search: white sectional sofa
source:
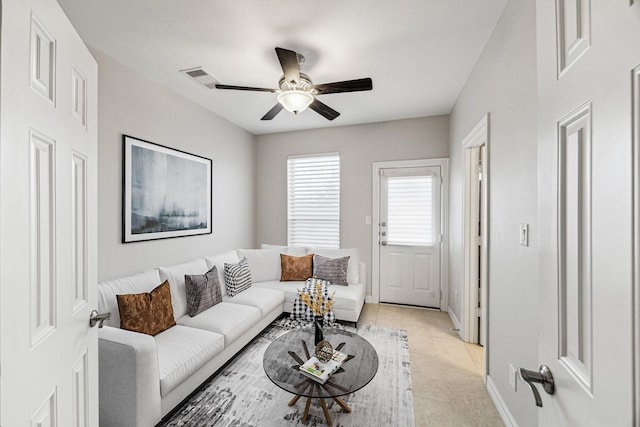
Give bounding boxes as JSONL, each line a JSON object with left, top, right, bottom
{"left": 97, "top": 247, "right": 366, "bottom": 427}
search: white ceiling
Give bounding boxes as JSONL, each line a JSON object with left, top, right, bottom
{"left": 58, "top": 0, "right": 508, "bottom": 135}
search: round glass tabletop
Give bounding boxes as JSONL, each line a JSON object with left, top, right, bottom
{"left": 263, "top": 328, "right": 379, "bottom": 399}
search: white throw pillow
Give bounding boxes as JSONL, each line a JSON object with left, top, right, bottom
{"left": 236, "top": 248, "right": 285, "bottom": 282}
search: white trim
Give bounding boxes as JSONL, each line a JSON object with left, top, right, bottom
{"left": 371, "top": 158, "right": 449, "bottom": 308}
{"left": 632, "top": 64, "right": 640, "bottom": 427}
{"left": 461, "top": 114, "right": 490, "bottom": 381}
{"left": 487, "top": 376, "right": 519, "bottom": 427}
{"left": 447, "top": 306, "right": 462, "bottom": 335}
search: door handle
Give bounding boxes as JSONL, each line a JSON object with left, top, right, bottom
{"left": 381, "top": 241, "right": 387, "bottom": 246}
{"left": 381, "top": 231, "right": 386, "bottom": 236}
{"left": 519, "top": 365, "right": 554, "bottom": 407}
{"left": 381, "top": 221, "right": 386, "bottom": 227}
{"left": 89, "top": 310, "right": 111, "bottom": 328}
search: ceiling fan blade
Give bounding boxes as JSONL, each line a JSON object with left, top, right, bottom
{"left": 309, "top": 99, "right": 340, "bottom": 121}
{"left": 261, "top": 103, "right": 284, "bottom": 120}
{"left": 312, "top": 78, "right": 373, "bottom": 95}
{"left": 215, "top": 84, "right": 277, "bottom": 93}
{"left": 275, "top": 47, "right": 301, "bottom": 85}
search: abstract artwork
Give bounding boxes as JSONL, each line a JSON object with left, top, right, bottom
{"left": 122, "top": 135, "right": 212, "bottom": 243}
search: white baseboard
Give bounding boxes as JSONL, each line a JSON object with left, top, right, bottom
{"left": 365, "top": 295, "right": 374, "bottom": 304}
{"left": 447, "top": 306, "right": 463, "bottom": 339}
{"left": 486, "top": 375, "right": 519, "bottom": 427}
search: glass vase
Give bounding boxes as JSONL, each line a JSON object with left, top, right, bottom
{"left": 314, "top": 315, "right": 324, "bottom": 346}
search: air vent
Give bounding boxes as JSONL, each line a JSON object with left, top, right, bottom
{"left": 180, "top": 67, "right": 218, "bottom": 89}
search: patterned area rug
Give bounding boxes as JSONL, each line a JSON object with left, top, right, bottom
{"left": 160, "top": 319, "right": 414, "bottom": 426}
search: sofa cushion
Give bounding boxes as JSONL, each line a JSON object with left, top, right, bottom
{"left": 307, "top": 247, "right": 361, "bottom": 284}
{"left": 158, "top": 258, "right": 209, "bottom": 319}
{"left": 117, "top": 280, "right": 176, "bottom": 336}
{"left": 185, "top": 266, "right": 222, "bottom": 317}
{"left": 98, "top": 269, "right": 162, "bottom": 328}
{"left": 236, "top": 248, "right": 282, "bottom": 282}
{"left": 176, "top": 302, "right": 261, "bottom": 347}
{"left": 280, "top": 253, "right": 313, "bottom": 281}
{"left": 204, "top": 250, "right": 240, "bottom": 297}
{"left": 224, "top": 258, "right": 252, "bottom": 297}
{"left": 312, "top": 254, "right": 350, "bottom": 286}
{"left": 154, "top": 325, "right": 224, "bottom": 397}
{"left": 260, "top": 243, "right": 307, "bottom": 256}
{"left": 222, "top": 287, "right": 284, "bottom": 317}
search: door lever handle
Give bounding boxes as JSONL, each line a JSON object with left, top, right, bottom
{"left": 89, "top": 310, "right": 111, "bottom": 328}
{"left": 519, "top": 365, "right": 554, "bottom": 407}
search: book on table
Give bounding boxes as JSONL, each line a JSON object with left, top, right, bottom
{"left": 299, "top": 349, "right": 349, "bottom": 384}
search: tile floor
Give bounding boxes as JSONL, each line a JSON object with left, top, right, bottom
{"left": 359, "top": 303, "right": 504, "bottom": 427}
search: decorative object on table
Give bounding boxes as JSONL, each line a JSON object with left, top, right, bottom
{"left": 122, "top": 134, "right": 212, "bottom": 243}
{"left": 315, "top": 340, "right": 334, "bottom": 362}
{"left": 298, "top": 347, "right": 349, "bottom": 384}
{"left": 298, "top": 278, "right": 335, "bottom": 344}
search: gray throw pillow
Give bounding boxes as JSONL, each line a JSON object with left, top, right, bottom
{"left": 185, "top": 266, "right": 222, "bottom": 317}
{"left": 313, "top": 254, "right": 350, "bottom": 286}
{"left": 224, "top": 257, "right": 252, "bottom": 297}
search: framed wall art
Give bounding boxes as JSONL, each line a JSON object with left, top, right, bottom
{"left": 122, "top": 134, "right": 212, "bottom": 243}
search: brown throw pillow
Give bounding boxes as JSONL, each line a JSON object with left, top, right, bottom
{"left": 117, "top": 280, "right": 176, "bottom": 336}
{"left": 280, "top": 253, "right": 314, "bottom": 281}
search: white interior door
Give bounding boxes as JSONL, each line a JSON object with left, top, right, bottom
{"left": 1, "top": 1, "right": 99, "bottom": 425}
{"left": 534, "top": 0, "right": 638, "bottom": 424}
{"left": 379, "top": 166, "right": 441, "bottom": 307}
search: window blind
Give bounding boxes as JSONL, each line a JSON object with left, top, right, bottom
{"left": 287, "top": 153, "right": 340, "bottom": 248}
{"left": 386, "top": 174, "right": 434, "bottom": 246}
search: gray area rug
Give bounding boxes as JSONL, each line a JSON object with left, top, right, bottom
{"left": 160, "top": 319, "right": 414, "bottom": 426}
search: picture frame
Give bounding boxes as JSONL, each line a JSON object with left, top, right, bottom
{"left": 122, "top": 134, "right": 212, "bottom": 243}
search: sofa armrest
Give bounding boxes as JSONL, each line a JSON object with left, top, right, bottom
{"left": 98, "top": 326, "right": 162, "bottom": 427}
{"left": 358, "top": 261, "right": 366, "bottom": 285}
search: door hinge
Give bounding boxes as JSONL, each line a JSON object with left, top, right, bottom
{"left": 475, "top": 307, "right": 481, "bottom": 318}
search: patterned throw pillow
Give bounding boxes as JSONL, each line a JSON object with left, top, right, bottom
{"left": 185, "top": 266, "right": 222, "bottom": 317}
{"left": 224, "top": 257, "right": 252, "bottom": 297}
{"left": 313, "top": 254, "right": 350, "bottom": 286}
{"left": 280, "top": 253, "right": 314, "bottom": 281}
{"left": 117, "top": 280, "right": 176, "bottom": 336}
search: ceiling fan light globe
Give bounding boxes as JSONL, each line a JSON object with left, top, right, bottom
{"left": 277, "top": 90, "right": 314, "bottom": 115}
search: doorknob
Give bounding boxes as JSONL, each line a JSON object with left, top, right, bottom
{"left": 381, "top": 241, "right": 387, "bottom": 246}
{"left": 519, "top": 365, "right": 555, "bottom": 407}
{"left": 89, "top": 310, "right": 111, "bottom": 328}
{"left": 381, "top": 221, "right": 386, "bottom": 227}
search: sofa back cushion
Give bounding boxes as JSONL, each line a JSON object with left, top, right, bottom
{"left": 204, "top": 250, "right": 241, "bottom": 297}
{"left": 260, "top": 244, "right": 307, "bottom": 256}
{"left": 158, "top": 258, "right": 209, "bottom": 319}
{"left": 306, "top": 247, "right": 361, "bottom": 284}
{"left": 97, "top": 269, "right": 162, "bottom": 328}
{"left": 238, "top": 247, "right": 308, "bottom": 282}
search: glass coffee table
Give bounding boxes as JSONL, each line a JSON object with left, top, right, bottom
{"left": 263, "top": 328, "right": 378, "bottom": 426}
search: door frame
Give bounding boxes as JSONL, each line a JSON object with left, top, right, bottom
{"left": 633, "top": 64, "right": 640, "bottom": 426}
{"left": 462, "top": 114, "right": 490, "bottom": 351}
{"left": 371, "top": 158, "right": 449, "bottom": 307}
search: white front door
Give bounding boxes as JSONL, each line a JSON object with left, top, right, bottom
{"left": 379, "top": 166, "right": 442, "bottom": 307}
{"left": 535, "top": 0, "right": 638, "bottom": 424}
{"left": 1, "top": 0, "right": 99, "bottom": 425}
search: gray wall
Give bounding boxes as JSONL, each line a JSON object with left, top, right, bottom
{"left": 255, "top": 116, "right": 449, "bottom": 296}
{"left": 94, "top": 49, "right": 257, "bottom": 281}
{"left": 448, "top": 0, "right": 538, "bottom": 425}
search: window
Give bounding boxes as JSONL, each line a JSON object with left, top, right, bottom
{"left": 287, "top": 153, "right": 340, "bottom": 248}
{"left": 386, "top": 173, "right": 435, "bottom": 246}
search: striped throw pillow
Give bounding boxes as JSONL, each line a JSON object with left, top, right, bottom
{"left": 224, "top": 257, "right": 252, "bottom": 297}
{"left": 313, "top": 254, "right": 350, "bottom": 286}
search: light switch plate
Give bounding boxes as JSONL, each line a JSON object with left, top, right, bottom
{"left": 519, "top": 223, "right": 529, "bottom": 246}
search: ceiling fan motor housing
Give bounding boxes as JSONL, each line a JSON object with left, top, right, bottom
{"left": 278, "top": 73, "right": 315, "bottom": 93}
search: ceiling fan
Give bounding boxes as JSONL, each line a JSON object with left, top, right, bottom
{"left": 215, "top": 47, "right": 373, "bottom": 121}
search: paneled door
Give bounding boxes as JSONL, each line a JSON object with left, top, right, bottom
{"left": 0, "top": 0, "right": 99, "bottom": 425}
{"left": 379, "top": 166, "right": 442, "bottom": 307}
{"left": 533, "top": 0, "right": 639, "bottom": 424}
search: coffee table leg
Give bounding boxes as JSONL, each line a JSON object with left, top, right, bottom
{"left": 319, "top": 397, "right": 333, "bottom": 426}
{"left": 288, "top": 394, "right": 302, "bottom": 406}
{"left": 302, "top": 397, "right": 312, "bottom": 423}
{"left": 332, "top": 396, "right": 351, "bottom": 413}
